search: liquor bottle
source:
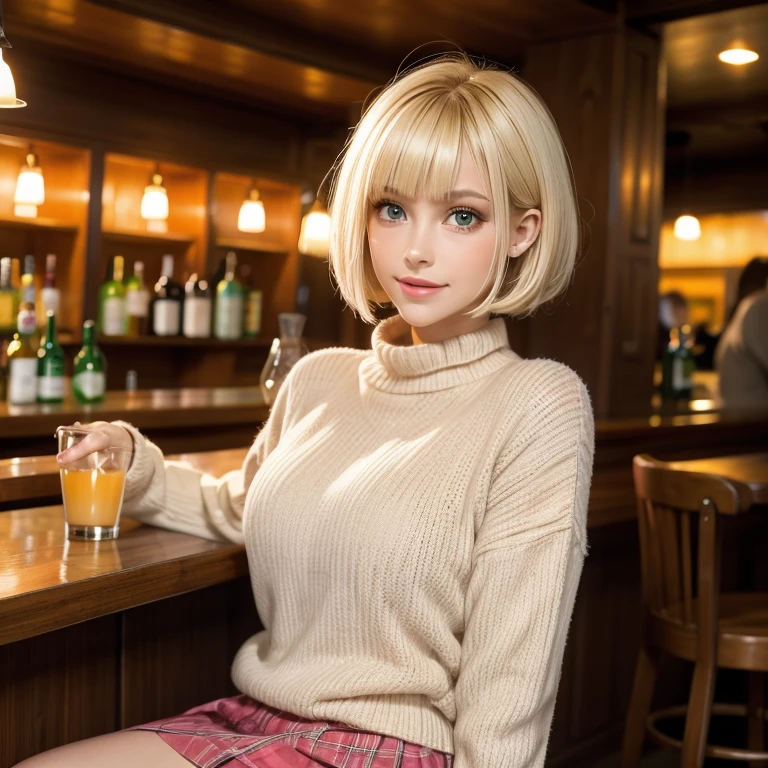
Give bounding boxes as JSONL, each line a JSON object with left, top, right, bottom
{"left": 18, "top": 259, "right": 39, "bottom": 347}
{"left": 182, "top": 273, "right": 212, "bottom": 339}
{"left": 40, "top": 254, "right": 60, "bottom": 325}
{"left": 6, "top": 281, "right": 39, "bottom": 404}
{"left": 73, "top": 320, "right": 107, "bottom": 404}
{"left": 37, "top": 310, "right": 65, "bottom": 403}
{"left": 661, "top": 324, "right": 696, "bottom": 402}
{"left": 125, "top": 260, "right": 150, "bottom": 337}
{"left": 214, "top": 251, "right": 244, "bottom": 340}
{"left": 98, "top": 256, "right": 127, "bottom": 336}
{"left": 0, "top": 257, "right": 17, "bottom": 334}
{"left": 240, "top": 264, "right": 263, "bottom": 338}
{"left": 150, "top": 254, "right": 183, "bottom": 336}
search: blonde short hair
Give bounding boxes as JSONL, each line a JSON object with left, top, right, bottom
{"left": 327, "top": 53, "right": 580, "bottom": 325}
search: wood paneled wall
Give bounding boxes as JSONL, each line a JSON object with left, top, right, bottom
{"left": 523, "top": 27, "right": 665, "bottom": 419}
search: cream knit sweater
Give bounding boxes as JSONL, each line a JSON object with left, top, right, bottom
{"left": 116, "top": 313, "right": 595, "bottom": 767}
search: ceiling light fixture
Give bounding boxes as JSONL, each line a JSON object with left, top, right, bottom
{"left": 718, "top": 43, "right": 759, "bottom": 65}
{"left": 0, "top": 0, "right": 26, "bottom": 108}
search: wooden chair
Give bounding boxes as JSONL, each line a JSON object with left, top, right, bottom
{"left": 620, "top": 453, "right": 768, "bottom": 768}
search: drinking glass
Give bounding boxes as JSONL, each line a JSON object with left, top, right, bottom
{"left": 56, "top": 426, "right": 131, "bottom": 541}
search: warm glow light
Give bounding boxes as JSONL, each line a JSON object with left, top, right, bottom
{"left": 0, "top": 49, "right": 26, "bottom": 108}
{"left": 13, "top": 203, "right": 37, "bottom": 218}
{"left": 298, "top": 200, "right": 331, "bottom": 258}
{"left": 140, "top": 170, "right": 169, "bottom": 221}
{"left": 718, "top": 47, "right": 759, "bottom": 65}
{"left": 14, "top": 151, "right": 45, "bottom": 206}
{"left": 238, "top": 189, "right": 266, "bottom": 233}
{"left": 674, "top": 215, "right": 701, "bottom": 241}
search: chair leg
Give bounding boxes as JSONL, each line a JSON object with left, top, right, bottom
{"left": 620, "top": 641, "right": 661, "bottom": 768}
{"left": 748, "top": 671, "right": 766, "bottom": 768}
{"left": 681, "top": 659, "right": 717, "bottom": 768}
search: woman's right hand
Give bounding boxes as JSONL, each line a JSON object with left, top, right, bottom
{"left": 56, "top": 421, "right": 135, "bottom": 468}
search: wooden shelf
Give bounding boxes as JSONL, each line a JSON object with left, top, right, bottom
{"left": 102, "top": 228, "right": 196, "bottom": 247}
{"left": 215, "top": 237, "right": 289, "bottom": 255}
{"left": 0, "top": 216, "right": 78, "bottom": 234}
{"left": 92, "top": 334, "right": 273, "bottom": 348}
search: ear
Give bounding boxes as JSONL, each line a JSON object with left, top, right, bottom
{"left": 508, "top": 208, "right": 542, "bottom": 259}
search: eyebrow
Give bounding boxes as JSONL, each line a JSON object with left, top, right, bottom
{"left": 383, "top": 187, "right": 491, "bottom": 203}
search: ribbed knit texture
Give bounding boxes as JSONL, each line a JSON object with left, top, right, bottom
{"left": 116, "top": 313, "right": 595, "bottom": 768}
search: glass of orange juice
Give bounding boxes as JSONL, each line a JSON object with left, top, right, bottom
{"left": 56, "top": 426, "right": 132, "bottom": 541}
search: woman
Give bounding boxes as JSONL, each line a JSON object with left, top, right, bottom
{"left": 21, "top": 53, "right": 594, "bottom": 768}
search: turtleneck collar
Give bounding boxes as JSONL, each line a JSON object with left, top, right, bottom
{"left": 359, "top": 313, "right": 517, "bottom": 394}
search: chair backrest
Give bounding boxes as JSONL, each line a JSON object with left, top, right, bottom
{"left": 632, "top": 454, "right": 753, "bottom": 630}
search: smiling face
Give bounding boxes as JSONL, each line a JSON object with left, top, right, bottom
{"left": 367, "top": 148, "right": 499, "bottom": 344}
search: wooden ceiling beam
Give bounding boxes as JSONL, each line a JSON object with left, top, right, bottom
{"left": 87, "top": 0, "right": 394, "bottom": 83}
{"left": 623, "top": 0, "right": 767, "bottom": 24}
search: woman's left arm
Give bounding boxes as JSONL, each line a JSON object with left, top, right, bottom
{"left": 453, "top": 371, "right": 595, "bottom": 768}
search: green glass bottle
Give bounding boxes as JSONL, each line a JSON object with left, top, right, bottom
{"left": 73, "top": 320, "right": 107, "bottom": 404}
{"left": 661, "top": 324, "right": 695, "bottom": 402}
{"left": 98, "top": 255, "right": 127, "bottom": 336}
{"left": 214, "top": 251, "right": 244, "bottom": 340}
{"left": 37, "top": 310, "right": 66, "bottom": 403}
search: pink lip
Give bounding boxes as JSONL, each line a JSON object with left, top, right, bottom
{"left": 397, "top": 279, "right": 447, "bottom": 298}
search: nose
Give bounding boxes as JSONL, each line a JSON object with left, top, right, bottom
{"left": 403, "top": 219, "right": 435, "bottom": 268}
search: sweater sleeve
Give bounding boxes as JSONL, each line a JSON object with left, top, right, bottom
{"left": 112, "top": 367, "right": 298, "bottom": 544}
{"left": 453, "top": 372, "right": 595, "bottom": 768}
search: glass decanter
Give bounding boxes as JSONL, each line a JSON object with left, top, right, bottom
{"left": 259, "top": 312, "right": 310, "bottom": 406}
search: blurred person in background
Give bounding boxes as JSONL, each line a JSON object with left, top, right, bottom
{"left": 716, "top": 256, "right": 768, "bottom": 409}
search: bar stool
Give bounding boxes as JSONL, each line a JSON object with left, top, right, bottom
{"left": 620, "top": 453, "right": 768, "bottom": 768}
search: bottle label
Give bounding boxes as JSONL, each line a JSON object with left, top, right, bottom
{"left": 183, "top": 296, "right": 212, "bottom": 338}
{"left": 102, "top": 297, "right": 126, "bottom": 336}
{"left": 8, "top": 358, "right": 38, "bottom": 404}
{"left": 73, "top": 371, "right": 106, "bottom": 400}
{"left": 127, "top": 288, "right": 150, "bottom": 318}
{"left": 215, "top": 296, "right": 243, "bottom": 339}
{"left": 672, "top": 357, "right": 691, "bottom": 391}
{"left": 18, "top": 309, "right": 37, "bottom": 335}
{"left": 38, "top": 375, "right": 65, "bottom": 400}
{"left": 153, "top": 300, "right": 181, "bottom": 336}
{"left": 245, "top": 292, "right": 263, "bottom": 336}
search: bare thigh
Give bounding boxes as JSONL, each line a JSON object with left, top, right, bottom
{"left": 14, "top": 729, "right": 191, "bottom": 768}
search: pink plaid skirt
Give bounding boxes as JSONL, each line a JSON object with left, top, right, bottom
{"left": 128, "top": 694, "right": 453, "bottom": 767}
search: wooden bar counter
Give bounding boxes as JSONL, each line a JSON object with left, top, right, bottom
{"left": 0, "top": 387, "right": 270, "bottom": 460}
{"left": 1, "top": 409, "right": 767, "bottom": 766}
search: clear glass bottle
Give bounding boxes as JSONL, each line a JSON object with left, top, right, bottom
{"left": 183, "top": 272, "right": 212, "bottom": 339}
{"left": 40, "top": 253, "right": 60, "bottom": 326}
{"left": 37, "top": 310, "right": 66, "bottom": 403}
{"left": 125, "top": 261, "right": 149, "bottom": 337}
{"left": 259, "top": 312, "right": 310, "bottom": 405}
{"left": 73, "top": 319, "right": 107, "bottom": 404}
{"left": 98, "top": 255, "right": 127, "bottom": 336}
{"left": 6, "top": 282, "right": 39, "bottom": 405}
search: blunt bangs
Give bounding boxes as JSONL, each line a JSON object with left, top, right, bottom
{"left": 367, "top": 97, "right": 467, "bottom": 205}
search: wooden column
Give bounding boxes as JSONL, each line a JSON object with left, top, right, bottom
{"left": 523, "top": 25, "right": 666, "bottom": 419}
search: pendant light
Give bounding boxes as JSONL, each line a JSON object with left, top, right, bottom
{"left": 673, "top": 214, "right": 701, "bottom": 241}
{"left": 140, "top": 164, "right": 169, "bottom": 222}
{"left": 0, "top": 1, "right": 26, "bottom": 108}
{"left": 238, "top": 187, "right": 266, "bottom": 233}
{"left": 298, "top": 198, "right": 331, "bottom": 258}
{"left": 718, "top": 41, "right": 759, "bottom": 65}
{"left": 14, "top": 147, "right": 45, "bottom": 210}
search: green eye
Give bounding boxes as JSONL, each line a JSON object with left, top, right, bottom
{"left": 450, "top": 210, "right": 475, "bottom": 227}
{"left": 383, "top": 204, "right": 404, "bottom": 220}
